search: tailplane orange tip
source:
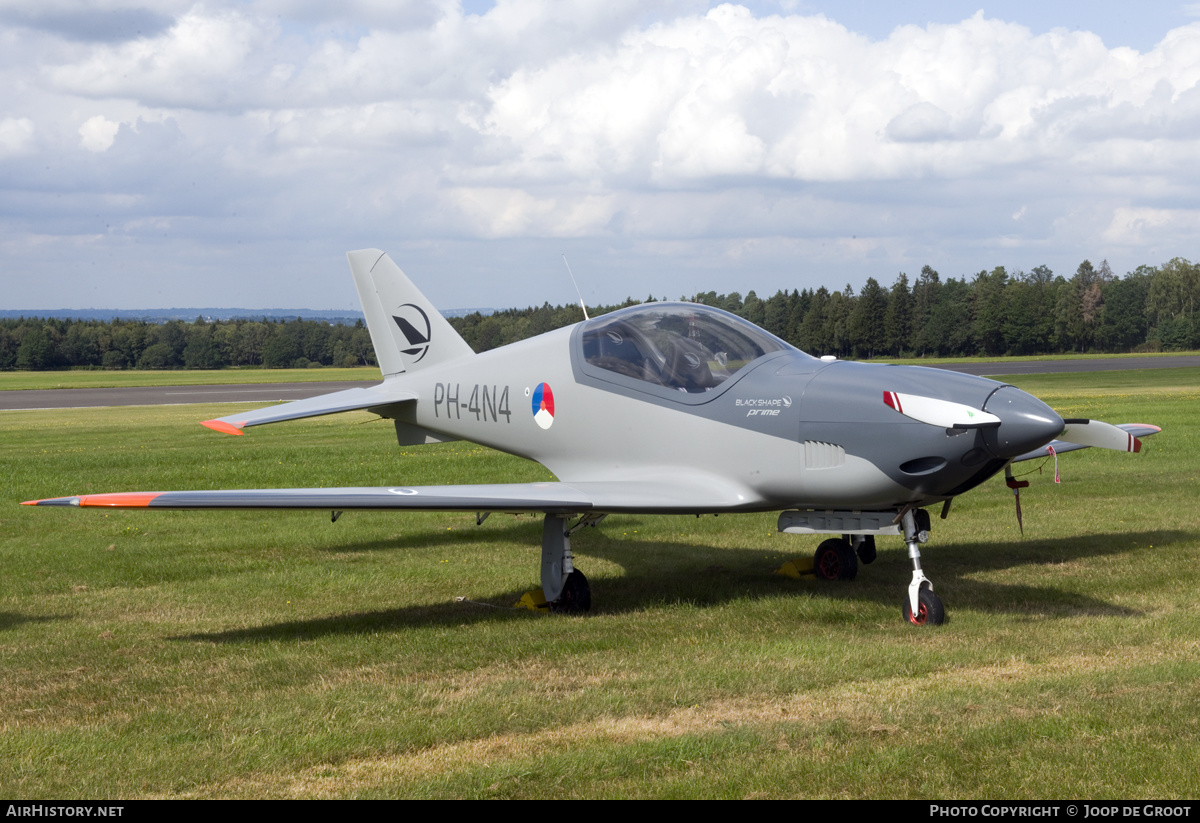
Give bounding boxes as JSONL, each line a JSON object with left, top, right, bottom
{"left": 201, "top": 419, "right": 245, "bottom": 436}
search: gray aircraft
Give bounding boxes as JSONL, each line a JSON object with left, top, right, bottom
{"left": 24, "top": 250, "right": 1161, "bottom": 625}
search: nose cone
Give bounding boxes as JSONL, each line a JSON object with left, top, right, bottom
{"left": 982, "top": 386, "right": 1064, "bottom": 459}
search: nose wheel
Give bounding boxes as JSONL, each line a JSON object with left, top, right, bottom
{"left": 902, "top": 585, "right": 944, "bottom": 626}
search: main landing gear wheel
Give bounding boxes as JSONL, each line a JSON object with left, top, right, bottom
{"left": 813, "top": 538, "right": 858, "bottom": 581}
{"left": 902, "top": 587, "right": 945, "bottom": 627}
{"left": 550, "top": 570, "right": 591, "bottom": 614}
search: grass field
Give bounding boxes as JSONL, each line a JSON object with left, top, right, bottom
{"left": 0, "top": 367, "right": 379, "bottom": 392}
{"left": 1, "top": 368, "right": 1197, "bottom": 798}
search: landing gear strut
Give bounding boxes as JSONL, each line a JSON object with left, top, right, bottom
{"left": 540, "top": 513, "right": 603, "bottom": 614}
{"left": 852, "top": 534, "right": 876, "bottom": 565}
{"left": 899, "top": 508, "right": 944, "bottom": 626}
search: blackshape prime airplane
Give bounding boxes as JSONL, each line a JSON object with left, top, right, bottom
{"left": 24, "top": 250, "right": 1161, "bottom": 626}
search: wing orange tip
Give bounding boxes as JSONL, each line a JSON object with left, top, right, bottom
{"left": 24, "top": 493, "right": 165, "bottom": 507}
{"left": 202, "top": 419, "right": 245, "bottom": 436}
{"left": 79, "top": 492, "right": 163, "bottom": 507}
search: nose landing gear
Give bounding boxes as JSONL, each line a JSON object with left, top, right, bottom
{"left": 777, "top": 508, "right": 946, "bottom": 627}
{"left": 899, "top": 507, "right": 944, "bottom": 626}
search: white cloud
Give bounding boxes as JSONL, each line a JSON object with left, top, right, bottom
{"left": 0, "top": 0, "right": 186, "bottom": 42}
{"left": 79, "top": 115, "right": 120, "bottom": 151}
{"left": 1103, "top": 206, "right": 1200, "bottom": 247}
{"left": 446, "top": 187, "right": 617, "bottom": 237}
{"left": 47, "top": 7, "right": 276, "bottom": 109}
{"left": 0, "top": 116, "right": 34, "bottom": 157}
{"left": 478, "top": 9, "right": 1200, "bottom": 186}
{"left": 5, "top": 2, "right": 1200, "bottom": 310}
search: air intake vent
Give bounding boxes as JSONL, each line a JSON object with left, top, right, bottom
{"left": 899, "top": 456, "right": 947, "bottom": 475}
{"left": 804, "top": 441, "right": 845, "bottom": 469}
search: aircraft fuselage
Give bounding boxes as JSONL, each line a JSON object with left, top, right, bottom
{"left": 387, "top": 309, "right": 1064, "bottom": 514}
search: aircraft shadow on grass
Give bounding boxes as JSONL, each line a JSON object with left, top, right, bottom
{"left": 170, "top": 526, "right": 1189, "bottom": 644}
{"left": 0, "top": 612, "right": 67, "bottom": 632}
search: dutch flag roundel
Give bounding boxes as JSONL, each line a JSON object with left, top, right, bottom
{"left": 532, "top": 383, "right": 555, "bottom": 430}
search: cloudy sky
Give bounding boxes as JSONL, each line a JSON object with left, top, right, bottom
{"left": 3, "top": 1, "right": 1200, "bottom": 312}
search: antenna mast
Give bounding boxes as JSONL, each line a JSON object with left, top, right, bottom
{"left": 562, "top": 255, "right": 589, "bottom": 320}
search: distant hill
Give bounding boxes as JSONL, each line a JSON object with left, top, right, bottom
{"left": 0, "top": 307, "right": 494, "bottom": 323}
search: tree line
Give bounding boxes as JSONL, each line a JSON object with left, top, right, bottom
{"left": 3, "top": 257, "right": 1198, "bottom": 370}
{"left": 0, "top": 316, "right": 378, "bottom": 371}
{"left": 450, "top": 257, "right": 1199, "bottom": 358}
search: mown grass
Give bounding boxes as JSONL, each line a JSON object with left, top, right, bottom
{"left": 0, "top": 367, "right": 378, "bottom": 392}
{"left": 0, "top": 369, "right": 1197, "bottom": 798}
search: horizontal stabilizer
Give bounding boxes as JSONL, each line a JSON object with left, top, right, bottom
{"left": 1012, "top": 423, "right": 1161, "bottom": 463}
{"left": 201, "top": 382, "right": 418, "bottom": 434}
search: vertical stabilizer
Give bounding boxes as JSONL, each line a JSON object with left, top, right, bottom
{"left": 347, "top": 249, "right": 475, "bottom": 377}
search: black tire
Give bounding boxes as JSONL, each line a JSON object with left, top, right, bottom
{"left": 550, "top": 570, "right": 591, "bottom": 614}
{"left": 902, "top": 588, "right": 945, "bottom": 626}
{"left": 813, "top": 538, "right": 858, "bottom": 581}
{"left": 855, "top": 535, "right": 877, "bottom": 565}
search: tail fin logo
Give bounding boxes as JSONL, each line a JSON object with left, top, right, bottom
{"left": 391, "top": 304, "right": 431, "bottom": 363}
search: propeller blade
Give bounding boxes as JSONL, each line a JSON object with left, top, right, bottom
{"left": 883, "top": 391, "right": 1001, "bottom": 429}
{"left": 1059, "top": 419, "right": 1143, "bottom": 453}
{"left": 1011, "top": 423, "right": 1161, "bottom": 462}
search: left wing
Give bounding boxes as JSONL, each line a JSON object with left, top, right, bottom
{"left": 23, "top": 474, "right": 767, "bottom": 516}
{"left": 23, "top": 484, "right": 592, "bottom": 514}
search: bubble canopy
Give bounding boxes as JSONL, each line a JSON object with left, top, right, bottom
{"left": 573, "top": 303, "right": 803, "bottom": 398}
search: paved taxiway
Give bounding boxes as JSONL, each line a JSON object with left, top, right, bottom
{"left": 0, "top": 381, "right": 379, "bottom": 411}
{"left": 921, "top": 354, "right": 1200, "bottom": 377}
{"left": 2, "top": 356, "right": 1198, "bottom": 411}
